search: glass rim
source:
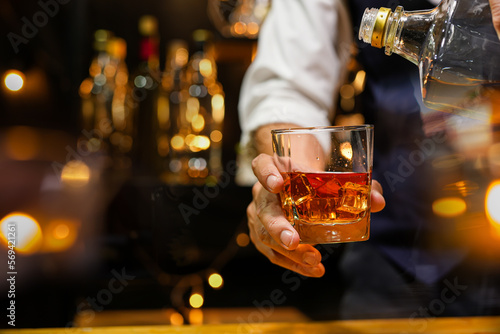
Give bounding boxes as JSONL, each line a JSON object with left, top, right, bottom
{"left": 271, "top": 124, "right": 374, "bottom": 135}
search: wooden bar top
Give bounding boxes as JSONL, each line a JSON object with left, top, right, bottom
{"left": 5, "top": 316, "right": 500, "bottom": 334}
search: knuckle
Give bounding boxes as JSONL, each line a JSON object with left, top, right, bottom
{"left": 246, "top": 202, "right": 255, "bottom": 221}
{"left": 256, "top": 224, "right": 269, "bottom": 241}
{"left": 251, "top": 154, "right": 267, "bottom": 172}
{"left": 266, "top": 216, "right": 281, "bottom": 230}
{"left": 251, "top": 182, "right": 261, "bottom": 198}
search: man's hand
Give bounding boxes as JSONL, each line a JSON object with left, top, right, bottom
{"left": 247, "top": 153, "right": 386, "bottom": 278}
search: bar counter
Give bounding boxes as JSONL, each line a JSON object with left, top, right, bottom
{"left": 6, "top": 316, "right": 500, "bottom": 334}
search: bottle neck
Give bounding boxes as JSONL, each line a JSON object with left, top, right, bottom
{"left": 360, "top": 5, "right": 438, "bottom": 65}
{"left": 386, "top": 7, "right": 436, "bottom": 65}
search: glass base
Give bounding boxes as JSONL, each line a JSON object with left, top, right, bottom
{"left": 294, "top": 214, "right": 370, "bottom": 244}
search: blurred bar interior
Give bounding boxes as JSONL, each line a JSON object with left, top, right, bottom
{"left": 0, "top": 0, "right": 500, "bottom": 330}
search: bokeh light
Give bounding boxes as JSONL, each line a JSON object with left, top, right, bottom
{"left": 3, "top": 70, "right": 25, "bottom": 92}
{"left": 0, "top": 213, "right": 42, "bottom": 254}
{"left": 236, "top": 233, "right": 250, "bottom": 247}
{"left": 169, "top": 311, "right": 184, "bottom": 326}
{"left": 189, "top": 293, "right": 204, "bottom": 308}
{"left": 4, "top": 126, "right": 39, "bottom": 161}
{"left": 485, "top": 180, "right": 500, "bottom": 235}
{"left": 171, "top": 135, "right": 185, "bottom": 151}
{"left": 45, "top": 220, "right": 78, "bottom": 252}
{"left": 432, "top": 197, "right": 467, "bottom": 218}
{"left": 61, "top": 160, "right": 91, "bottom": 187}
{"left": 189, "top": 309, "right": 203, "bottom": 325}
{"left": 210, "top": 130, "right": 223, "bottom": 143}
{"left": 208, "top": 273, "right": 223, "bottom": 289}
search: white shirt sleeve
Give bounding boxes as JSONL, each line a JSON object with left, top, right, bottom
{"left": 236, "top": 0, "right": 353, "bottom": 184}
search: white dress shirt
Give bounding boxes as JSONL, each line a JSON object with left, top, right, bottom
{"left": 236, "top": 0, "right": 353, "bottom": 184}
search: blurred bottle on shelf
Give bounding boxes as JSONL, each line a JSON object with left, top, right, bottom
{"left": 131, "top": 15, "right": 162, "bottom": 177}
{"left": 161, "top": 30, "right": 225, "bottom": 185}
{"left": 155, "top": 39, "right": 189, "bottom": 182}
{"left": 108, "top": 37, "right": 135, "bottom": 169}
{"left": 79, "top": 30, "right": 134, "bottom": 173}
{"left": 207, "top": 0, "right": 271, "bottom": 39}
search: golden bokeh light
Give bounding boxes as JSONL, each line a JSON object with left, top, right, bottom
{"left": 189, "top": 136, "right": 210, "bottom": 152}
{"left": 352, "top": 70, "right": 366, "bottom": 94}
{"left": 340, "top": 84, "right": 355, "bottom": 100}
{"left": 186, "top": 97, "right": 200, "bottom": 122}
{"left": 191, "top": 114, "right": 205, "bottom": 132}
{"left": 432, "top": 197, "right": 467, "bottom": 218}
{"left": 208, "top": 273, "right": 223, "bottom": 289}
{"left": 169, "top": 311, "right": 184, "bottom": 326}
{"left": 247, "top": 22, "right": 260, "bottom": 36}
{"left": 3, "top": 70, "right": 25, "bottom": 92}
{"left": 211, "top": 93, "right": 224, "bottom": 110}
{"left": 212, "top": 94, "right": 225, "bottom": 123}
{"left": 0, "top": 213, "right": 42, "bottom": 254}
{"left": 232, "top": 22, "right": 247, "bottom": 36}
{"left": 189, "top": 293, "right": 204, "bottom": 309}
{"left": 210, "top": 130, "right": 223, "bottom": 143}
{"left": 104, "top": 63, "right": 117, "bottom": 78}
{"left": 45, "top": 220, "right": 78, "bottom": 252}
{"left": 89, "top": 60, "right": 101, "bottom": 78}
{"left": 4, "top": 126, "right": 39, "bottom": 161}
{"left": 61, "top": 160, "right": 91, "bottom": 187}
{"left": 185, "top": 134, "right": 196, "bottom": 146}
{"left": 53, "top": 223, "right": 70, "bottom": 239}
{"left": 79, "top": 78, "right": 93, "bottom": 97}
{"left": 189, "top": 309, "right": 203, "bottom": 325}
{"left": 485, "top": 180, "right": 500, "bottom": 235}
{"left": 199, "top": 59, "right": 213, "bottom": 78}
{"left": 175, "top": 48, "right": 189, "bottom": 67}
{"left": 171, "top": 135, "right": 185, "bottom": 151}
{"left": 236, "top": 233, "right": 250, "bottom": 247}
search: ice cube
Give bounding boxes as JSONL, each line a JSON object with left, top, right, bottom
{"left": 337, "top": 182, "right": 370, "bottom": 220}
{"left": 315, "top": 177, "right": 342, "bottom": 197}
{"left": 290, "top": 173, "right": 315, "bottom": 205}
{"left": 300, "top": 197, "right": 337, "bottom": 221}
{"left": 279, "top": 194, "right": 294, "bottom": 222}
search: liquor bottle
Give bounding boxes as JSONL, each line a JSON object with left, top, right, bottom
{"left": 156, "top": 40, "right": 190, "bottom": 183}
{"left": 358, "top": 0, "right": 500, "bottom": 119}
{"left": 79, "top": 33, "right": 135, "bottom": 172}
{"left": 166, "top": 30, "right": 225, "bottom": 185}
{"left": 79, "top": 29, "right": 114, "bottom": 141}
{"left": 107, "top": 37, "right": 135, "bottom": 170}
{"left": 131, "top": 15, "right": 162, "bottom": 176}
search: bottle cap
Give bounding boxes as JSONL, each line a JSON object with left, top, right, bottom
{"left": 358, "top": 7, "right": 391, "bottom": 48}
{"left": 371, "top": 8, "right": 391, "bottom": 48}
